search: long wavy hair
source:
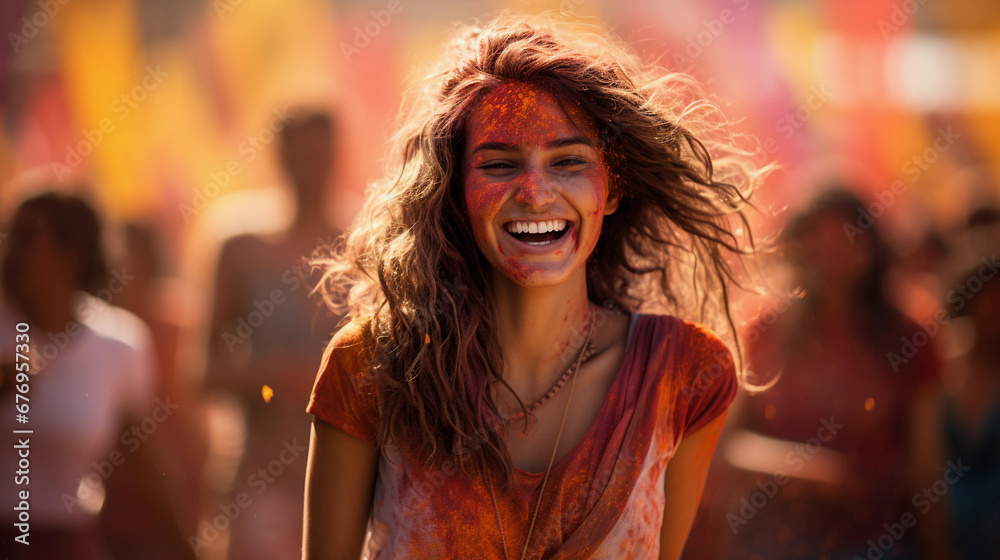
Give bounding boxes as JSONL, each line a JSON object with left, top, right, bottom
{"left": 316, "top": 14, "right": 770, "bottom": 487}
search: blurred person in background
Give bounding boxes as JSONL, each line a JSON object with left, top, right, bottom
{"left": 116, "top": 223, "right": 200, "bottom": 410}
{"left": 692, "top": 188, "right": 945, "bottom": 559}
{"left": 100, "top": 223, "right": 206, "bottom": 559}
{"left": 203, "top": 109, "right": 343, "bottom": 560}
{"left": 889, "top": 227, "right": 949, "bottom": 329}
{"left": 0, "top": 192, "right": 194, "bottom": 560}
{"left": 923, "top": 208, "right": 1000, "bottom": 560}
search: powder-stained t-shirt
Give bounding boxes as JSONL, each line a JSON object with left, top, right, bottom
{"left": 307, "top": 313, "right": 737, "bottom": 559}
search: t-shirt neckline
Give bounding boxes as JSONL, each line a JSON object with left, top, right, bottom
{"left": 513, "top": 311, "right": 645, "bottom": 478}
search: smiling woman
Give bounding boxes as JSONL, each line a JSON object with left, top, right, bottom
{"left": 304, "top": 13, "right": 768, "bottom": 560}
{"left": 462, "top": 82, "right": 618, "bottom": 288}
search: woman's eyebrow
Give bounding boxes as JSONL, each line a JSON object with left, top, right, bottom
{"left": 470, "top": 136, "right": 594, "bottom": 155}
{"left": 470, "top": 141, "right": 517, "bottom": 154}
{"left": 546, "top": 136, "right": 593, "bottom": 149}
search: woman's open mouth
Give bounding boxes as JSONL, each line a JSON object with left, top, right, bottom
{"left": 503, "top": 219, "right": 570, "bottom": 246}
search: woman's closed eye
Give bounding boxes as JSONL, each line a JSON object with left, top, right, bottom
{"left": 553, "top": 157, "right": 588, "bottom": 168}
{"left": 471, "top": 150, "right": 594, "bottom": 180}
{"left": 476, "top": 158, "right": 589, "bottom": 172}
{"left": 477, "top": 161, "right": 517, "bottom": 170}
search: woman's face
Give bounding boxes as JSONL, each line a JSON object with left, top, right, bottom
{"left": 794, "top": 211, "right": 873, "bottom": 293}
{"left": 2, "top": 210, "right": 74, "bottom": 305}
{"left": 461, "top": 83, "right": 618, "bottom": 288}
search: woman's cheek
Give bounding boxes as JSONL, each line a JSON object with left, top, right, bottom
{"left": 581, "top": 171, "right": 610, "bottom": 220}
{"left": 464, "top": 178, "right": 507, "bottom": 236}
{"left": 575, "top": 180, "right": 611, "bottom": 258}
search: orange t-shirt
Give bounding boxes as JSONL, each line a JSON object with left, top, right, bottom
{"left": 307, "top": 313, "right": 737, "bottom": 559}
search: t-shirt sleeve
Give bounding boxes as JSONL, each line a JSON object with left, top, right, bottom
{"left": 306, "top": 321, "right": 378, "bottom": 443}
{"left": 678, "top": 322, "right": 738, "bottom": 436}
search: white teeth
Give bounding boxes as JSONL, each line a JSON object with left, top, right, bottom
{"left": 504, "top": 219, "right": 568, "bottom": 235}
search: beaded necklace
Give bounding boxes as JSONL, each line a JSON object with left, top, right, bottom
{"left": 486, "top": 306, "right": 597, "bottom": 560}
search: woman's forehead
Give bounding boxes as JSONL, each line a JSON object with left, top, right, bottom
{"left": 465, "top": 82, "right": 597, "bottom": 145}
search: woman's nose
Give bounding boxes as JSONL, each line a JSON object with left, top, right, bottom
{"left": 514, "top": 169, "right": 556, "bottom": 211}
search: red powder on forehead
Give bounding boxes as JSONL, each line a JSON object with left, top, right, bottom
{"left": 469, "top": 82, "right": 597, "bottom": 149}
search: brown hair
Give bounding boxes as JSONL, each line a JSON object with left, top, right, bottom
{"left": 316, "top": 14, "right": 769, "bottom": 487}
{"left": 3, "top": 191, "right": 108, "bottom": 294}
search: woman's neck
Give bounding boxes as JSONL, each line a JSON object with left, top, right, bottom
{"left": 491, "top": 268, "right": 593, "bottom": 388}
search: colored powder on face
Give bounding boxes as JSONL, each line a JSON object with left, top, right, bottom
{"left": 461, "top": 82, "right": 612, "bottom": 284}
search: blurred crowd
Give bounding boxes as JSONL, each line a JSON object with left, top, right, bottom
{"left": 1, "top": 111, "right": 998, "bottom": 560}
{"left": 683, "top": 189, "right": 1000, "bottom": 560}
{"left": 0, "top": 109, "right": 343, "bottom": 560}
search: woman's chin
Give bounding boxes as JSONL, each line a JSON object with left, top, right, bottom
{"left": 492, "top": 261, "right": 582, "bottom": 290}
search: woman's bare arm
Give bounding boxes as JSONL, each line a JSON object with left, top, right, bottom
{"left": 303, "top": 417, "right": 379, "bottom": 560}
{"left": 658, "top": 412, "right": 728, "bottom": 560}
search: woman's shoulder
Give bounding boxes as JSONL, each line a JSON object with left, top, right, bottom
{"left": 630, "top": 313, "right": 736, "bottom": 392}
{"left": 330, "top": 315, "right": 372, "bottom": 345}
{"left": 631, "top": 313, "right": 732, "bottom": 357}
{"left": 632, "top": 314, "right": 738, "bottom": 435}
{"left": 309, "top": 316, "right": 379, "bottom": 441}
{"left": 314, "top": 317, "right": 377, "bottom": 397}
{"left": 320, "top": 316, "right": 374, "bottom": 365}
